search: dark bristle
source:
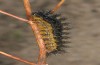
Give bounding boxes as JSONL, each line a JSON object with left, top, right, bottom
{"left": 62, "top": 41, "right": 71, "bottom": 44}
{"left": 32, "top": 10, "right": 71, "bottom": 55}
{"left": 63, "top": 27, "right": 72, "bottom": 30}
{"left": 62, "top": 36, "right": 70, "bottom": 39}
{"left": 58, "top": 17, "right": 66, "bottom": 21}
{"left": 62, "top": 32, "right": 70, "bottom": 35}
{"left": 62, "top": 22, "right": 70, "bottom": 25}
{"left": 52, "top": 14, "right": 61, "bottom": 18}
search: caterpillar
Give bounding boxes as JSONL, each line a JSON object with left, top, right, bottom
{"left": 31, "top": 10, "right": 71, "bottom": 55}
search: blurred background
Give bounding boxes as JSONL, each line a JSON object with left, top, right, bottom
{"left": 0, "top": 0, "right": 100, "bottom": 65}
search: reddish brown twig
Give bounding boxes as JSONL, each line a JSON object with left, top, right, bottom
{"left": 23, "top": 0, "right": 32, "bottom": 20}
{"left": 0, "top": 10, "right": 28, "bottom": 23}
{"left": 51, "top": 0, "right": 65, "bottom": 13}
{"left": 28, "top": 21, "right": 47, "bottom": 65}
{"left": 23, "top": 0, "right": 47, "bottom": 65}
{"left": 0, "top": 51, "right": 36, "bottom": 65}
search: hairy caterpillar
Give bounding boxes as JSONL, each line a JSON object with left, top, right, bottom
{"left": 32, "top": 10, "right": 70, "bottom": 55}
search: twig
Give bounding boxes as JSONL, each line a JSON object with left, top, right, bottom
{"left": 0, "top": 51, "right": 36, "bottom": 65}
{"left": 29, "top": 21, "right": 47, "bottom": 65}
{"left": 23, "top": 0, "right": 32, "bottom": 20}
{"left": 0, "top": 10, "right": 28, "bottom": 23}
{"left": 23, "top": 0, "right": 47, "bottom": 65}
{"left": 51, "top": 0, "right": 65, "bottom": 13}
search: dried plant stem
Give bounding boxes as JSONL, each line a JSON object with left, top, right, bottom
{"left": 0, "top": 10, "right": 28, "bottom": 23}
{"left": 29, "top": 21, "right": 47, "bottom": 65}
{"left": 23, "top": 0, "right": 47, "bottom": 65}
{"left": 23, "top": 0, "right": 32, "bottom": 20}
{"left": 51, "top": 0, "right": 65, "bottom": 13}
{"left": 0, "top": 51, "right": 36, "bottom": 65}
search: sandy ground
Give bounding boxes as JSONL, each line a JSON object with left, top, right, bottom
{"left": 0, "top": 0, "right": 100, "bottom": 65}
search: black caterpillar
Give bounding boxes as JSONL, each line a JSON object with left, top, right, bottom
{"left": 32, "top": 10, "right": 71, "bottom": 55}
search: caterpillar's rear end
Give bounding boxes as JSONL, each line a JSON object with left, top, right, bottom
{"left": 32, "top": 10, "right": 71, "bottom": 55}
